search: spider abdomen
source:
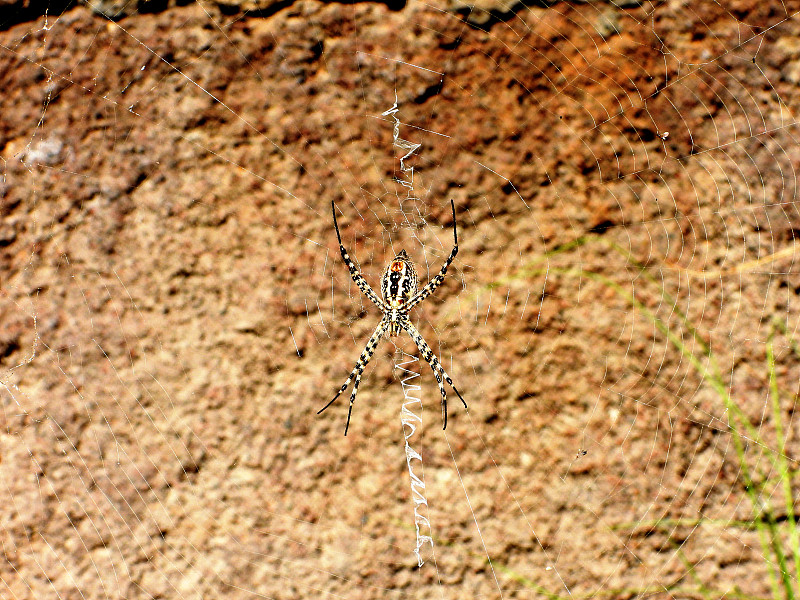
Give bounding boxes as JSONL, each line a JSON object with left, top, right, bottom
{"left": 381, "top": 249, "right": 418, "bottom": 308}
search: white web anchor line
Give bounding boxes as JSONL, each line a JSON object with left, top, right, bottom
{"left": 396, "top": 351, "right": 434, "bottom": 567}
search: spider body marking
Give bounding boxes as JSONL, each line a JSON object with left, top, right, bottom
{"left": 319, "top": 200, "right": 467, "bottom": 435}
{"left": 381, "top": 250, "right": 417, "bottom": 335}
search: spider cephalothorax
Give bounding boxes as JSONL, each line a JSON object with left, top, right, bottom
{"left": 319, "top": 200, "right": 467, "bottom": 435}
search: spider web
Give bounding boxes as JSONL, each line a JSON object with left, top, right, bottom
{"left": 2, "top": 0, "right": 800, "bottom": 598}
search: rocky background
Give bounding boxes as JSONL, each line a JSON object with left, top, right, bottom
{"left": 2, "top": 0, "right": 800, "bottom": 598}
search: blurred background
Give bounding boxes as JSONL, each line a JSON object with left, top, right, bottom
{"left": 2, "top": 0, "right": 800, "bottom": 598}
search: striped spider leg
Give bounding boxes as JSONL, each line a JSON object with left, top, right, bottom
{"left": 317, "top": 319, "right": 389, "bottom": 436}
{"left": 320, "top": 200, "right": 467, "bottom": 435}
{"left": 400, "top": 317, "right": 466, "bottom": 430}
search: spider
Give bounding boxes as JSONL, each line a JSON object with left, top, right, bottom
{"left": 319, "top": 199, "right": 468, "bottom": 435}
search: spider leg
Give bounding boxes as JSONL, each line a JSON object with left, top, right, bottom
{"left": 406, "top": 199, "right": 459, "bottom": 311}
{"left": 400, "top": 318, "right": 467, "bottom": 430}
{"left": 318, "top": 319, "right": 388, "bottom": 435}
{"left": 332, "top": 201, "right": 387, "bottom": 311}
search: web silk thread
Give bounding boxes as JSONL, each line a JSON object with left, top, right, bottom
{"left": 396, "top": 352, "right": 434, "bottom": 567}
{"left": 382, "top": 95, "right": 421, "bottom": 192}
{"left": 384, "top": 95, "right": 432, "bottom": 565}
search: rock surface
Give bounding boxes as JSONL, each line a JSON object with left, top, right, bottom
{"left": 2, "top": 0, "right": 800, "bottom": 598}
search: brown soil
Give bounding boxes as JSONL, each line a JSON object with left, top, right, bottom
{"left": 2, "top": 0, "right": 800, "bottom": 598}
